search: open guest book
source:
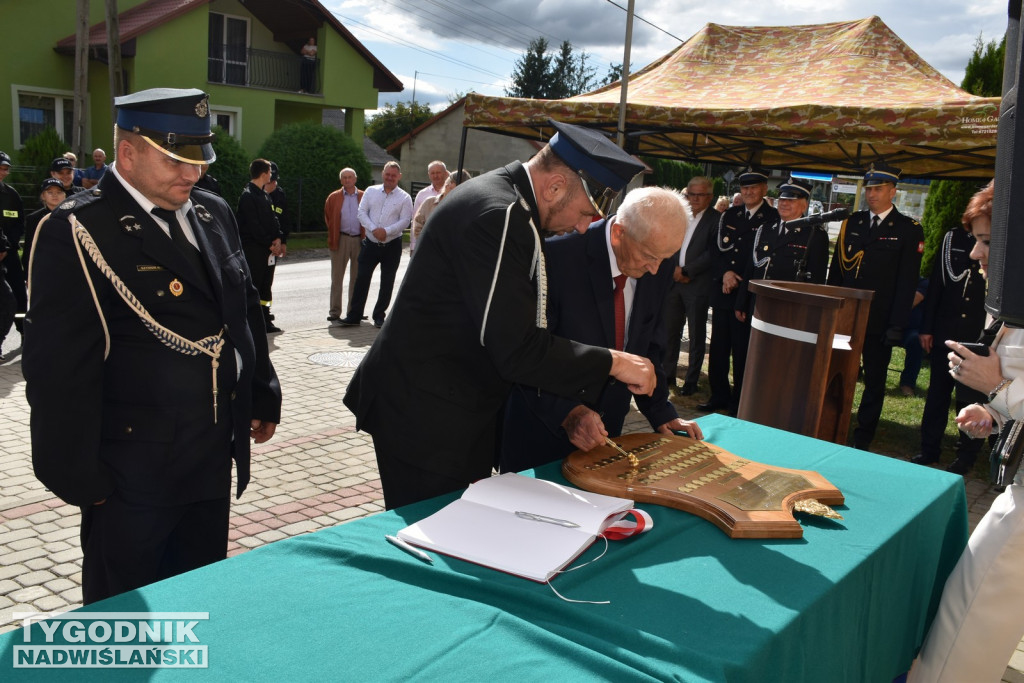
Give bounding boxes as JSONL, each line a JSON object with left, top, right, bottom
{"left": 397, "top": 473, "right": 639, "bottom": 582}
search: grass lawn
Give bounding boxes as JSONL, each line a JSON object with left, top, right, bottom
{"left": 672, "top": 344, "right": 994, "bottom": 483}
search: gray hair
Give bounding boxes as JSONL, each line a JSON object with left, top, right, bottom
{"left": 616, "top": 186, "right": 689, "bottom": 244}
{"left": 338, "top": 167, "right": 357, "bottom": 181}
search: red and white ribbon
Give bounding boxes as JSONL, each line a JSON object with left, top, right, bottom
{"left": 602, "top": 508, "right": 654, "bottom": 540}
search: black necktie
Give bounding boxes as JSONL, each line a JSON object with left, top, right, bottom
{"left": 152, "top": 206, "right": 208, "bottom": 285}
{"left": 871, "top": 215, "right": 880, "bottom": 231}
{"left": 780, "top": 221, "right": 787, "bottom": 236}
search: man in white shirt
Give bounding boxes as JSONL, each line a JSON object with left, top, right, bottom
{"left": 339, "top": 161, "right": 413, "bottom": 328}
{"left": 410, "top": 160, "right": 447, "bottom": 254}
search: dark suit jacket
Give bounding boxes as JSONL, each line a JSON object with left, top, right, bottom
{"left": 343, "top": 162, "right": 612, "bottom": 487}
{"left": 920, "top": 228, "right": 986, "bottom": 343}
{"left": 24, "top": 172, "right": 281, "bottom": 507}
{"left": 676, "top": 207, "right": 719, "bottom": 292}
{"left": 500, "top": 221, "right": 677, "bottom": 471}
{"left": 826, "top": 206, "right": 923, "bottom": 335}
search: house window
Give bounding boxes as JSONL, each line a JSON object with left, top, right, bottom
{"left": 210, "top": 107, "right": 241, "bottom": 139}
{"left": 16, "top": 89, "right": 75, "bottom": 147}
{"left": 208, "top": 12, "right": 249, "bottom": 86}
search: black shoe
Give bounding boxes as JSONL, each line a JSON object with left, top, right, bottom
{"left": 911, "top": 453, "right": 939, "bottom": 466}
{"left": 327, "top": 315, "right": 340, "bottom": 322}
{"left": 266, "top": 324, "right": 282, "bottom": 334}
{"left": 946, "top": 457, "right": 976, "bottom": 475}
{"left": 696, "top": 401, "right": 727, "bottom": 412}
{"left": 373, "top": 319, "right": 385, "bottom": 328}
{"left": 679, "top": 384, "right": 697, "bottom": 396}
{"left": 337, "top": 318, "right": 360, "bottom": 327}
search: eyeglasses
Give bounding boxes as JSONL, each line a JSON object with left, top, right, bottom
{"left": 577, "top": 170, "right": 619, "bottom": 218}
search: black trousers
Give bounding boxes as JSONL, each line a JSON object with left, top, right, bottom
{"left": 707, "top": 303, "right": 750, "bottom": 409}
{"left": 853, "top": 334, "right": 893, "bottom": 449}
{"left": 920, "top": 348, "right": 986, "bottom": 459}
{"left": 3, "top": 257, "right": 26, "bottom": 331}
{"left": 662, "top": 282, "right": 709, "bottom": 389}
{"left": 80, "top": 494, "right": 230, "bottom": 604}
{"left": 348, "top": 239, "right": 402, "bottom": 322}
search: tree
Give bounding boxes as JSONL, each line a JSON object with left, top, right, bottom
{"left": 506, "top": 38, "right": 551, "bottom": 99}
{"left": 257, "top": 122, "right": 370, "bottom": 230}
{"left": 14, "top": 128, "right": 69, "bottom": 189}
{"left": 919, "top": 34, "right": 1004, "bottom": 275}
{"left": 206, "top": 125, "right": 253, "bottom": 212}
{"left": 601, "top": 62, "right": 630, "bottom": 87}
{"left": 506, "top": 38, "right": 596, "bottom": 99}
{"left": 365, "top": 100, "right": 434, "bottom": 152}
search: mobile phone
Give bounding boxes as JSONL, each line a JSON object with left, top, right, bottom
{"left": 955, "top": 342, "right": 991, "bottom": 357}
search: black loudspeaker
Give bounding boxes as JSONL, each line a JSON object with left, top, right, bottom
{"left": 988, "top": 0, "right": 1024, "bottom": 324}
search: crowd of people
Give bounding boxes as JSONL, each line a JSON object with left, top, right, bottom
{"left": 3, "top": 87, "right": 1023, "bottom": 678}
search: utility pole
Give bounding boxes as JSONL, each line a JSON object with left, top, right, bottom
{"left": 105, "top": 0, "right": 123, "bottom": 118}
{"left": 73, "top": 0, "right": 90, "bottom": 161}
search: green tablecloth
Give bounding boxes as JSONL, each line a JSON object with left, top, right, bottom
{"left": 0, "top": 414, "right": 968, "bottom": 681}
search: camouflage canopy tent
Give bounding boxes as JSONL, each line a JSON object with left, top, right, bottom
{"left": 462, "top": 17, "right": 1001, "bottom": 179}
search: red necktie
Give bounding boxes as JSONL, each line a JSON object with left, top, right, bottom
{"left": 613, "top": 274, "right": 627, "bottom": 350}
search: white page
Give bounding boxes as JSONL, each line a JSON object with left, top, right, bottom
{"left": 460, "top": 473, "right": 632, "bottom": 535}
{"left": 398, "top": 499, "right": 594, "bottom": 582}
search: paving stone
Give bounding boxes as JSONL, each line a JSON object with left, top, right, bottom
{"left": 9, "top": 585, "right": 49, "bottom": 603}
{"left": 33, "top": 595, "right": 70, "bottom": 612}
{"left": 24, "top": 557, "right": 54, "bottom": 572}
{"left": 16, "top": 570, "right": 57, "bottom": 587}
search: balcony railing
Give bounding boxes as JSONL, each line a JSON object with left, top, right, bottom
{"left": 208, "top": 45, "right": 320, "bottom": 94}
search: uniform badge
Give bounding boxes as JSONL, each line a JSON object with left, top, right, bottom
{"left": 169, "top": 278, "right": 184, "bottom": 297}
{"left": 120, "top": 215, "right": 142, "bottom": 233}
{"left": 59, "top": 200, "right": 77, "bottom": 211}
{"left": 917, "top": 241, "right": 925, "bottom": 254}
{"left": 194, "top": 204, "right": 213, "bottom": 223}
{"left": 195, "top": 96, "right": 209, "bottom": 118}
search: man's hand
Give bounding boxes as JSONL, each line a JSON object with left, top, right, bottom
{"left": 722, "top": 270, "right": 742, "bottom": 293}
{"left": 919, "top": 333, "right": 933, "bottom": 354}
{"left": 609, "top": 350, "right": 656, "bottom": 396}
{"left": 735, "top": 310, "right": 747, "bottom": 323}
{"left": 278, "top": 243, "right": 287, "bottom": 258}
{"left": 672, "top": 266, "right": 684, "bottom": 283}
{"left": 250, "top": 419, "right": 278, "bottom": 444}
{"left": 371, "top": 227, "right": 388, "bottom": 242}
{"left": 657, "top": 418, "right": 704, "bottom": 441}
{"left": 561, "top": 405, "right": 608, "bottom": 451}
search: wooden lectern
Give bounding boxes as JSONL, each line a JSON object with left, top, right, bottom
{"left": 737, "top": 281, "right": 873, "bottom": 443}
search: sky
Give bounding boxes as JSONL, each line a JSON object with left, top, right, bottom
{"left": 326, "top": 0, "right": 1010, "bottom": 114}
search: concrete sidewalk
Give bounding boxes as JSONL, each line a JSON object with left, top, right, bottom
{"left": 0, "top": 250, "right": 1022, "bottom": 679}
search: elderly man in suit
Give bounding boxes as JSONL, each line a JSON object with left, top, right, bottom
{"left": 662, "top": 176, "right": 719, "bottom": 396}
{"left": 500, "top": 187, "right": 704, "bottom": 472}
{"left": 344, "top": 120, "right": 660, "bottom": 509}
{"left": 23, "top": 88, "right": 282, "bottom": 603}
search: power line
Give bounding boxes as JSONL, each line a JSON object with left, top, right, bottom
{"left": 333, "top": 12, "right": 510, "bottom": 81}
{"left": 601, "top": 0, "right": 688, "bottom": 44}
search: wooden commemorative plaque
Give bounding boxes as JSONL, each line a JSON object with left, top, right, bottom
{"left": 562, "top": 433, "right": 844, "bottom": 539}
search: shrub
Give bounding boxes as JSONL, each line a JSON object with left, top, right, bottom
{"left": 13, "top": 127, "right": 68, "bottom": 188}
{"left": 207, "top": 125, "right": 252, "bottom": 212}
{"left": 257, "top": 123, "right": 371, "bottom": 230}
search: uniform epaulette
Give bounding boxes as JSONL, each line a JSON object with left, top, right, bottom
{"left": 54, "top": 189, "right": 105, "bottom": 217}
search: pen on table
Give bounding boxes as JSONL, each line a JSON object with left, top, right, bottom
{"left": 385, "top": 535, "right": 433, "bottom": 564}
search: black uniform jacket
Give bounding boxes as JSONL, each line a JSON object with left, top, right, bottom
{"left": 23, "top": 172, "right": 281, "bottom": 507}
{"left": 826, "top": 206, "right": 924, "bottom": 335}
{"left": 711, "top": 201, "right": 779, "bottom": 308}
{"left": 735, "top": 218, "right": 829, "bottom": 313}
{"left": 501, "top": 221, "right": 678, "bottom": 470}
{"left": 920, "top": 227, "right": 986, "bottom": 343}
{"left": 236, "top": 182, "right": 281, "bottom": 249}
{"left": 343, "top": 162, "right": 612, "bottom": 481}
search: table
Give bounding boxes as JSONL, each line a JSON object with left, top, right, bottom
{"left": 0, "top": 414, "right": 968, "bottom": 681}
